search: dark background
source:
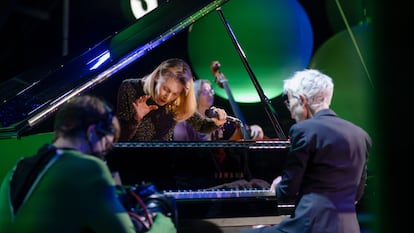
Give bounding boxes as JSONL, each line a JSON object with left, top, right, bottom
{"left": 0, "top": 0, "right": 333, "bottom": 82}
{"left": 0, "top": 0, "right": 337, "bottom": 138}
{"left": 0, "top": 1, "right": 407, "bottom": 232}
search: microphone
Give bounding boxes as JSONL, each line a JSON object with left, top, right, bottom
{"left": 205, "top": 108, "right": 241, "bottom": 123}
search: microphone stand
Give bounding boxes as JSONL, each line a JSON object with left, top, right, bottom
{"left": 214, "top": 7, "right": 287, "bottom": 140}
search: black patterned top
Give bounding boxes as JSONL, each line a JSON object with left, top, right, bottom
{"left": 116, "top": 78, "right": 219, "bottom": 141}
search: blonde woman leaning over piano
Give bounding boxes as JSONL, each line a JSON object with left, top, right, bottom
{"left": 116, "top": 58, "right": 228, "bottom": 141}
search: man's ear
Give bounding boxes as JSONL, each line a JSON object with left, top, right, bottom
{"left": 299, "top": 94, "right": 307, "bottom": 105}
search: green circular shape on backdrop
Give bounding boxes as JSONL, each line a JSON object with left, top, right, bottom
{"left": 187, "top": 0, "right": 313, "bottom": 103}
{"left": 309, "top": 24, "right": 375, "bottom": 136}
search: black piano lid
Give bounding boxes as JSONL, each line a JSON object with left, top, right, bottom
{"left": 0, "top": 0, "right": 230, "bottom": 139}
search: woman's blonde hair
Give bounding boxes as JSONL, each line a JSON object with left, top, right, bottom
{"left": 142, "top": 58, "right": 196, "bottom": 122}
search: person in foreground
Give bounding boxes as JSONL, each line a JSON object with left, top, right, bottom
{"left": 0, "top": 95, "right": 176, "bottom": 233}
{"left": 238, "top": 69, "right": 372, "bottom": 233}
{"left": 116, "top": 58, "right": 227, "bottom": 141}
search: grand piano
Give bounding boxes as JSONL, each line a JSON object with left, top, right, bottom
{"left": 0, "top": 0, "right": 293, "bottom": 231}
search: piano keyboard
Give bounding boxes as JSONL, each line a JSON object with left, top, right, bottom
{"left": 162, "top": 188, "right": 296, "bottom": 209}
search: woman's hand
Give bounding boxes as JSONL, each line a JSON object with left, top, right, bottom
{"left": 207, "top": 106, "right": 228, "bottom": 126}
{"left": 132, "top": 95, "right": 158, "bottom": 123}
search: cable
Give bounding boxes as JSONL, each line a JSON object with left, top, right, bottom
{"left": 128, "top": 190, "right": 154, "bottom": 226}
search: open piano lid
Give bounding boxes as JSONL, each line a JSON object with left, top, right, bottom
{"left": 0, "top": 0, "right": 230, "bottom": 139}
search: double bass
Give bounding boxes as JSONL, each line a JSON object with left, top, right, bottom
{"left": 210, "top": 61, "right": 253, "bottom": 140}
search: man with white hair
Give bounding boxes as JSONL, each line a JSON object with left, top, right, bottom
{"left": 239, "top": 69, "right": 372, "bottom": 233}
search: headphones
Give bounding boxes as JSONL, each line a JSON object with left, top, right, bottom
{"left": 95, "top": 103, "right": 115, "bottom": 138}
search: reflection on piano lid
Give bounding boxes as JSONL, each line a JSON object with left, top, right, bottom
{"left": 0, "top": 0, "right": 230, "bottom": 139}
{"left": 107, "top": 140, "right": 291, "bottom": 191}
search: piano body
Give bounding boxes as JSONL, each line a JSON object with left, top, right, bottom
{"left": 108, "top": 140, "right": 294, "bottom": 232}
{"left": 0, "top": 0, "right": 293, "bottom": 231}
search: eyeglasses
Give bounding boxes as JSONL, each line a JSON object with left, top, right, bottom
{"left": 284, "top": 99, "right": 291, "bottom": 109}
{"left": 200, "top": 89, "right": 215, "bottom": 96}
{"left": 283, "top": 95, "right": 299, "bottom": 109}
{"left": 282, "top": 94, "right": 290, "bottom": 108}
